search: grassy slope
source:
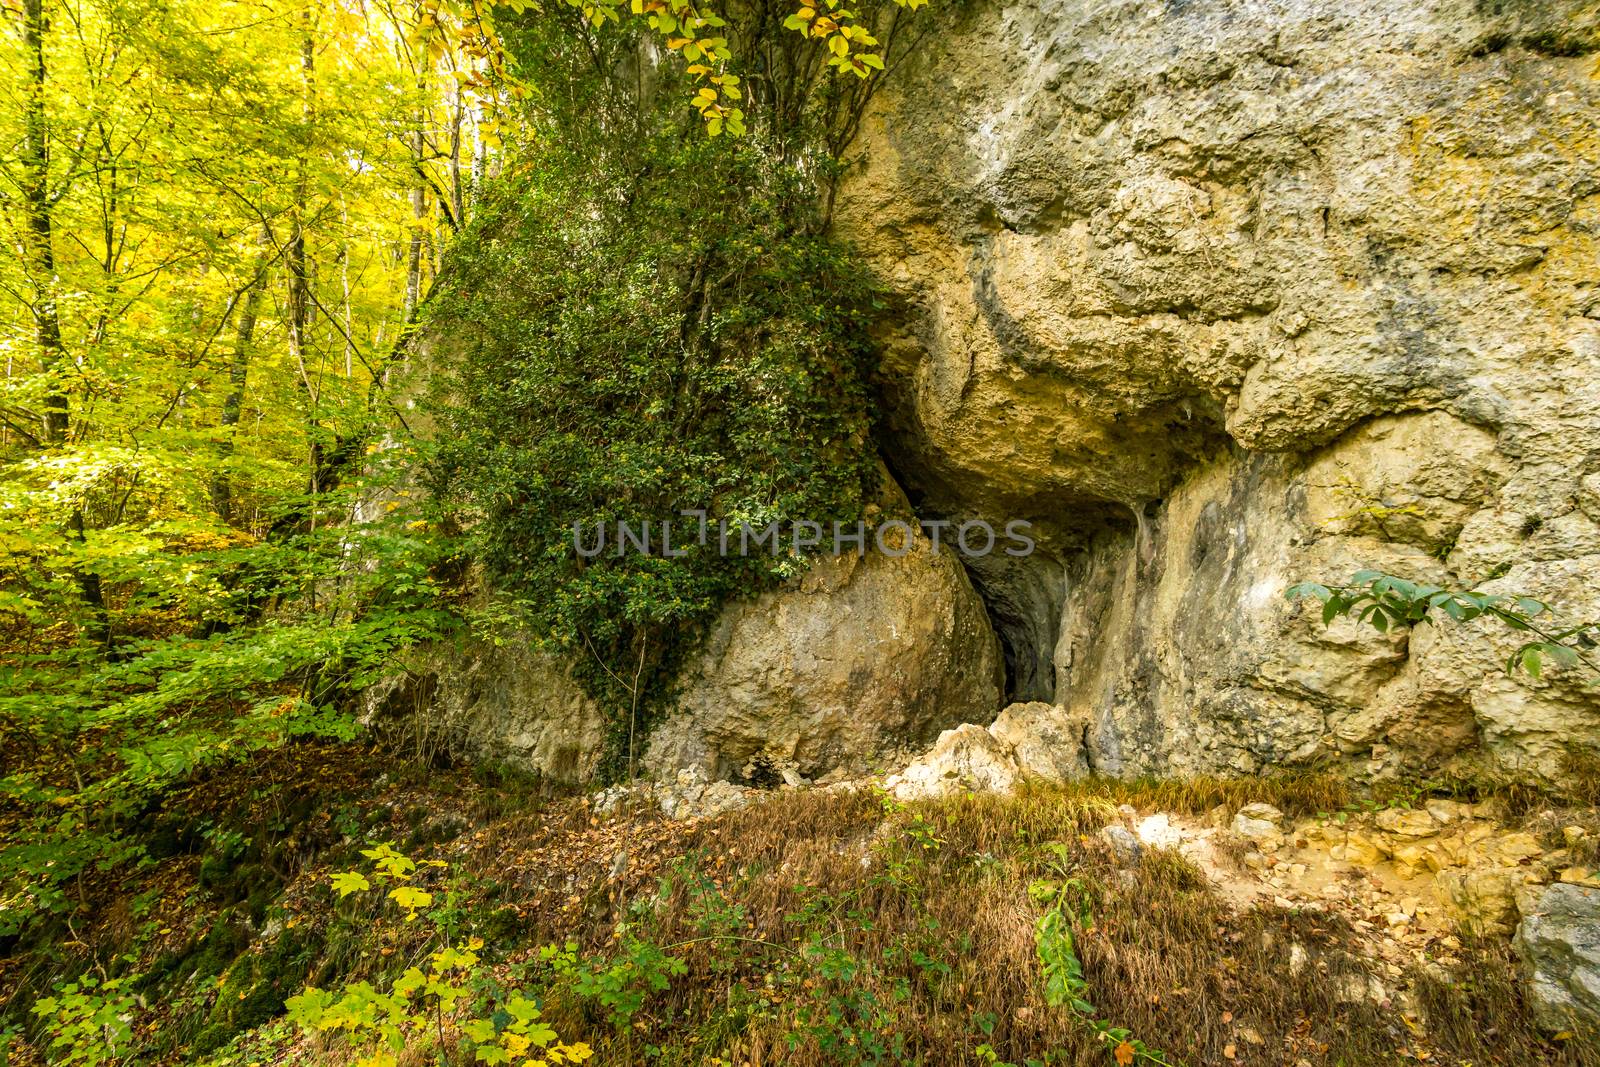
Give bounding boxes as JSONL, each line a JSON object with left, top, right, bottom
{"left": 2, "top": 742, "right": 1597, "bottom": 1066}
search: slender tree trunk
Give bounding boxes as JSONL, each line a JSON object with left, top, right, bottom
{"left": 21, "top": 0, "right": 66, "bottom": 445}
{"left": 66, "top": 509, "right": 109, "bottom": 648}
{"left": 288, "top": 16, "right": 316, "bottom": 477}
{"left": 403, "top": 2, "right": 426, "bottom": 328}
{"left": 283, "top": 12, "right": 330, "bottom": 568}
{"left": 469, "top": 66, "right": 488, "bottom": 206}
{"left": 211, "top": 231, "right": 271, "bottom": 523}
{"left": 23, "top": 0, "right": 109, "bottom": 647}
{"left": 448, "top": 82, "right": 465, "bottom": 227}
{"left": 404, "top": 130, "right": 425, "bottom": 325}
{"left": 339, "top": 200, "right": 353, "bottom": 378}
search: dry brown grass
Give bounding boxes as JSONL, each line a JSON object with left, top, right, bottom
{"left": 1014, "top": 771, "right": 1355, "bottom": 821}
{"left": 1365, "top": 746, "right": 1600, "bottom": 820}
{"left": 497, "top": 784, "right": 1598, "bottom": 1067}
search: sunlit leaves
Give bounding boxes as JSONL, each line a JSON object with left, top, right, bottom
{"left": 0, "top": 0, "right": 482, "bottom": 934}
{"left": 782, "top": 0, "right": 884, "bottom": 78}
{"left": 558, "top": 0, "right": 919, "bottom": 132}
{"left": 387, "top": 885, "right": 435, "bottom": 920}
{"left": 361, "top": 842, "right": 419, "bottom": 880}
{"left": 292, "top": 849, "right": 592, "bottom": 1065}
{"left": 331, "top": 871, "right": 373, "bottom": 896}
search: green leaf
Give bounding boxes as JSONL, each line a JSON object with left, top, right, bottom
{"left": 393, "top": 967, "right": 427, "bottom": 997}
{"left": 1522, "top": 646, "right": 1544, "bottom": 677}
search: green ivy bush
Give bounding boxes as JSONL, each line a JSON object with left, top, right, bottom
{"left": 424, "top": 44, "right": 885, "bottom": 774}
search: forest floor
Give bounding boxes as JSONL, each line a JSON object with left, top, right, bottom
{"left": 3, "top": 740, "right": 1598, "bottom": 1067}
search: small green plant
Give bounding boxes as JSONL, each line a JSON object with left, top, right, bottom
{"left": 785, "top": 939, "right": 910, "bottom": 1066}
{"left": 1287, "top": 570, "right": 1600, "bottom": 679}
{"left": 329, "top": 841, "right": 446, "bottom": 922}
{"left": 541, "top": 934, "right": 689, "bottom": 1030}
{"left": 1032, "top": 866, "right": 1176, "bottom": 1066}
{"left": 872, "top": 788, "right": 947, "bottom": 891}
{"left": 876, "top": 788, "right": 943, "bottom": 846}
{"left": 29, "top": 976, "right": 137, "bottom": 1067}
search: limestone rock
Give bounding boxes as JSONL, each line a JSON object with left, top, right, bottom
{"left": 1488, "top": 833, "right": 1547, "bottom": 867}
{"left": 1233, "top": 804, "right": 1286, "bottom": 849}
{"left": 1515, "top": 884, "right": 1600, "bottom": 1035}
{"left": 1101, "top": 824, "right": 1143, "bottom": 865}
{"left": 885, "top": 700, "right": 1090, "bottom": 799}
{"left": 1375, "top": 809, "right": 1440, "bottom": 838}
{"left": 1439, "top": 867, "right": 1525, "bottom": 938}
{"left": 592, "top": 766, "right": 763, "bottom": 821}
{"left": 1133, "top": 812, "right": 1184, "bottom": 851}
{"left": 1238, "top": 803, "right": 1285, "bottom": 826}
{"left": 885, "top": 724, "right": 1019, "bottom": 801}
{"left": 835, "top": 0, "right": 1600, "bottom": 780}
{"left": 362, "top": 639, "right": 605, "bottom": 784}
{"left": 368, "top": 486, "right": 1001, "bottom": 788}
{"left": 656, "top": 770, "right": 761, "bottom": 821}
{"left": 646, "top": 519, "right": 1002, "bottom": 784}
{"left": 1559, "top": 868, "right": 1600, "bottom": 889}
{"left": 987, "top": 701, "right": 1090, "bottom": 783}
{"left": 1302, "top": 413, "right": 1510, "bottom": 554}
{"left": 1580, "top": 474, "right": 1600, "bottom": 525}
{"left": 1389, "top": 841, "right": 1438, "bottom": 881}
{"left": 1340, "top": 832, "right": 1389, "bottom": 869}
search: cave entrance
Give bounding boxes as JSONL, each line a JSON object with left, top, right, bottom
{"left": 961, "top": 552, "right": 1066, "bottom": 705}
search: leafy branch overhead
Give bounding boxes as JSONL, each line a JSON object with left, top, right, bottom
{"left": 456, "top": 0, "right": 929, "bottom": 136}
{"left": 1286, "top": 571, "right": 1600, "bottom": 680}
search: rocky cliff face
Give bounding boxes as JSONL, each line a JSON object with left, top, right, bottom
{"left": 836, "top": 0, "right": 1600, "bottom": 779}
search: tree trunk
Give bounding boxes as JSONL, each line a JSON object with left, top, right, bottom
{"left": 402, "top": 0, "right": 427, "bottom": 329}
{"left": 404, "top": 129, "right": 425, "bottom": 326}
{"left": 23, "top": 0, "right": 110, "bottom": 647}
{"left": 210, "top": 231, "right": 271, "bottom": 523}
{"left": 288, "top": 17, "right": 318, "bottom": 501}
{"left": 21, "top": 0, "right": 67, "bottom": 446}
